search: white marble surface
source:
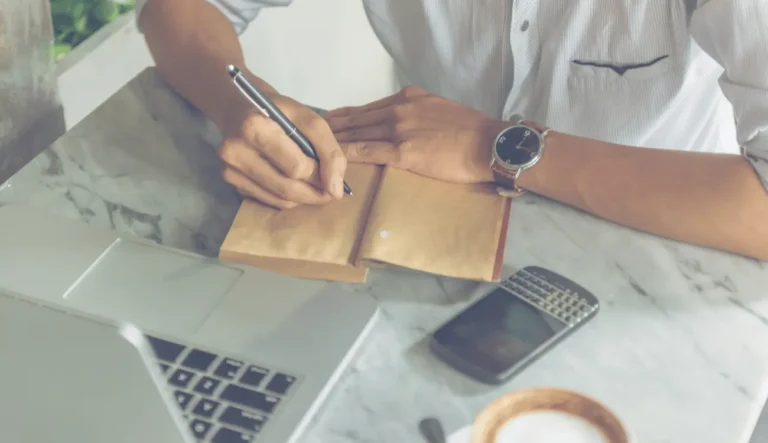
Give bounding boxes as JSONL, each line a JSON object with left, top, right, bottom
{"left": 448, "top": 426, "right": 472, "bottom": 443}
{"left": 2, "top": 68, "right": 768, "bottom": 443}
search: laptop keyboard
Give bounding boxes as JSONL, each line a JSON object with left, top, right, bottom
{"left": 146, "top": 335, "right": 299, "bottom": 442}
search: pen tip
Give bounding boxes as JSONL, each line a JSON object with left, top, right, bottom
{"left": 226, "top": 64, "right": 239, "bottom": 77}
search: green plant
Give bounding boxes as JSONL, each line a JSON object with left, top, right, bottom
{"left": 50, "top": 0, "right": 136, "bottom": 60}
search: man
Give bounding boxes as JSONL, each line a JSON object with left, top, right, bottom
{"left": 136, "top": 0, "right": 768, "bottom": 260}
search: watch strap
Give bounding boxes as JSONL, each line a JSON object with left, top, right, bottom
{"left": 493, "top": 169, "right": 526, "bottom": 198}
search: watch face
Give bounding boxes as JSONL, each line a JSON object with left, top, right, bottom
{"left": 493, "top": 126, "right": 543, "bottom": 168}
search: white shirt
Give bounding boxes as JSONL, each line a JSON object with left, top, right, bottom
{"left": 135, "top": 0, "right": 768, "bottom": 189}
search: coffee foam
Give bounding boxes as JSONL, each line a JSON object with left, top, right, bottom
{"left": 494, "top": 410, "right": 609, "bottom": 443}
{"left": 471, "top": 388, "right": 629, "bottom": 443}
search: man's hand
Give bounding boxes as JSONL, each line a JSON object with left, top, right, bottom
{"left": 327, "top": 87, "right": 508, "bottom": 184}
{"left": 141, "top": 0, "right": 347, "bottom": 208}
{"left": 218, "top": 93, "right": 347, "bottom": 209}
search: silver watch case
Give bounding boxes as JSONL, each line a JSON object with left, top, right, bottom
{"left": 490, "top": 116, "right": 549, "bottom": 196}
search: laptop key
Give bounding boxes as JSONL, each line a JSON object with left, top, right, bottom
{"left": 169, "top": 368, "right": 195, "bottom": 388}
{"left": 214, "top": 358, "right": 244, "bottom": 380}
{"left": 240, "top": 365, "right": 270, "bottom": 388}
{"left": 181, "top": 349, "right": 217, "bottom": 372}
{"left": 194, "top": 376, "right": 221, "bottom": 396}
{"left": 265, "top": 373, "right": 295, "bottom": 395}
{"left": 146, "top": 336, "right": 185, "bottom": 363}
{"left": 220, "top": 406, "right": 265, "bottom": 432}
{"left": 220, "top": 385, "right": 280, "bottom": 414}
{"left": 212, "top": 426, "right": 254, "bottom": 443}
{"left": 190, "top": 419, "right": 213, "bottom": 440}
{"left": 174, "top": 391, "right": 194, "bottom": 410}
{"left": 193, "top": 398, "right": 220, "bottom": 418}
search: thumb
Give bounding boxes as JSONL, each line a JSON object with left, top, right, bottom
{"left": 340, "top": 142, "right": 401, "bottom": 166}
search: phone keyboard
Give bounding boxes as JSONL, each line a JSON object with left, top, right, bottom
{"left": 146, "top": 335, "right": 299, "bottom": 442}
{"left": 501, "top": 267, "right": 598, "bottom": 326}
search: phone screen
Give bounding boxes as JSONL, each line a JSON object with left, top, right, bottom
{"left": 433, "top": 287, "right": 568, "bottom": 375}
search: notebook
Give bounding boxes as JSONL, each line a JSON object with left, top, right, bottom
{"left": 219, "top": 164, "right": 512, "bottom": 283}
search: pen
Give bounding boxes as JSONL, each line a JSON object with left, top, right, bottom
{"left": 226, "top": 64, "right": 353, "bottom": 196}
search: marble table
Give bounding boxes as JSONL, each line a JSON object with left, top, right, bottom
{"left": 2, "top": 68, "right": 768, "bottom": 443}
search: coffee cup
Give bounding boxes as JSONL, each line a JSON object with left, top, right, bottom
{"left": 469, "top": 387, "right": 631, "bottom": 443}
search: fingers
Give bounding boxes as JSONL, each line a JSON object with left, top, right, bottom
{"left": 242, "top": 96, "right": 346, "bottom": 199}
{"left": 334, "top": 125, "right": 392, "bottom": 143}
{"left": 221, "top": 166, "right": 298, "bottom": 210}
{"left": 291, "top": 107, "right": 347, "bottom": 199}
{"left": 339, "top": 142, "right": 402, "bottom": 166}
{"left": 327, "top": 105, "right": 399, "bottom": 144}
{"left": 219, "top": 138, "right": 332, "bottom": 206}
{"left": 327, "top": 107, "right": 392, "bottom": 133}
{"left": 328, "top": 94, "right": 401, "bottom": 118}
{"left": 328, "top": 86, "right": 429, "bottom": 117}
{"left": 239, "top": 109, "right": 317, "bottom": 183}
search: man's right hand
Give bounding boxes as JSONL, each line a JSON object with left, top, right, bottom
{"left": 218, "top": 93, "right": 347, "bottom": 209}
{"left": 140, "top": 0, "right": 346, "bottom": 209}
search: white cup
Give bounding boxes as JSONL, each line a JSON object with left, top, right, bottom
{"left": 465, "top": 387, "right": 632, "bottom": 443}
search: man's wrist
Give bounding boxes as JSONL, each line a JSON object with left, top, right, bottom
{"left": 215, "top": 68, "right": 279, "bottom": 136}
{"left": 480, "top": 118, "right": 552, "bottom": 188}
{"left": 516, "top": 126, "right": 562, "bottom": 191}
{"left": 478, "top": 119, "right": 513, "bottom": 183}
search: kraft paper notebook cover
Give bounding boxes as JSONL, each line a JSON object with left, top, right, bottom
{"left": 219, "top": 164, "right": 512, "bottom": 283}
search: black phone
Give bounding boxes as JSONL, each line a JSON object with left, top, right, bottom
{"left": 429, "top": 266, "right": 600, "bottom": 385}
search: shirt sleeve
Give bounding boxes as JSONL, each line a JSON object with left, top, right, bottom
{"left": 134, "top": 0, "right": 294, "bottom": 35}
{"left": 690, "top": 0, "right": 768, "bottom": 190}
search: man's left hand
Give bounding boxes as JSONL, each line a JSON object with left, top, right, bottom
{"left": 327, "top": 87, "right": 508, "bottom": 184}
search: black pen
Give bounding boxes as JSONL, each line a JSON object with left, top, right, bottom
{"left": 226, "top": 64, "right": 352, "bottom": 196}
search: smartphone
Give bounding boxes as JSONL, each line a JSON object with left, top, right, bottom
{"left": 429, "top": 266, "right": 600, "bottom": 385}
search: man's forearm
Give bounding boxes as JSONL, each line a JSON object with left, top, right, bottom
{"left": 139, "top": 0, "right": 275, "bottom": 130}
{"left": 519, "top": 132, "right": 768, "bottom": 260}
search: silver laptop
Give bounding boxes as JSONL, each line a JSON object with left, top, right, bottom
{"left": 0, "top": 204, "right": 379, "bottom": 443}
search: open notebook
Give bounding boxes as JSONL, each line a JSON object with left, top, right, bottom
{"left": 219, "top": 164, "right": 511, "bottom": 283}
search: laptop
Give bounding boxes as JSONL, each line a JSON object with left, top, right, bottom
{"left": 0, "top": 204, "right": 379, "bottom": 443}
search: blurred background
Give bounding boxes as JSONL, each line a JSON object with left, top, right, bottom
{"left": 1, "top": 0, "right": 397, "bottom": 180}
{"left": 49, "top": 0, "right": 397, "bottom": 126}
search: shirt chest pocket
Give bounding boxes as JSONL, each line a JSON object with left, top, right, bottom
{"left": 534, "top": 0, "right": 695, "bottom": 143}
{"left": 558, "top": 21, "right": 693, "bottom": 126}
{"left": 549, "top": 1, "right": 691, "bottom": 88}
{"left": 562, "top": 40, "right": 690, "bottom": 128}
{"left": 558, "top": 40, "right": 687, "bottom": 137}
{"left": 568, "top": 53, "right": 675, "bottom": 81}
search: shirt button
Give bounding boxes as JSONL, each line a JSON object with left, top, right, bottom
{"left": 520, "top": 20, "right": 530, "bottom": 31}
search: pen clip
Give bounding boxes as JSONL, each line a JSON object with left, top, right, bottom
{"left": 234, "top": 76, "right": 270, "bottom": 118}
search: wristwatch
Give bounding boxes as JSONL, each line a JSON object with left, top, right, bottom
{"left": 490, "top": 114, "right": 551, "bottom": 197}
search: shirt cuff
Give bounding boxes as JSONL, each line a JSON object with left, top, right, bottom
{"left": 743, "top": 133, "right": 768, "bottom": 191}
{"left": 132, "top": 0, "right": 260, "bottom": 35}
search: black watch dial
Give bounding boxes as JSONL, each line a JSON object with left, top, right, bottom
{"left": 493, "top": 126, "right": 542, "bottom": 167}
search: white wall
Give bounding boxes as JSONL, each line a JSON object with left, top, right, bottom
{"left": 56, "top": 14, "right": 153, "bottom": 129}
{"left": 57, "top": 0, "right": 397, "bottom": 130}
{"left": 239, "top": 0, "right": 398, "bottom": 110}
